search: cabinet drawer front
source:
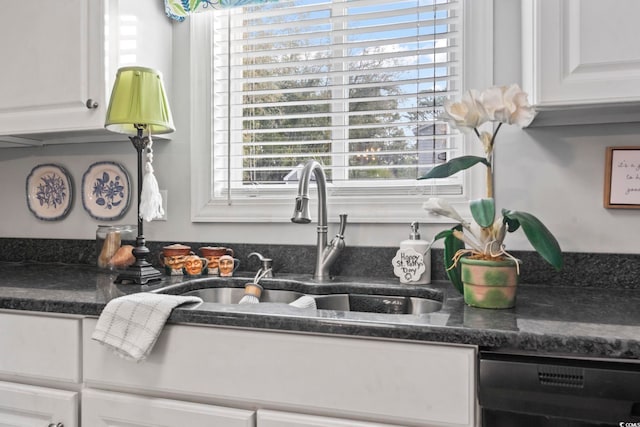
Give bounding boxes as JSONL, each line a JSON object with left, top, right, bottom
{"left": 0, "top": 380, "right": 78, "bottom": 427}
{"left": 258, "top": 409, "right": 402, "bottom": 427}
{"left": 0, "top": 312, "right": 81, "bottom": 383}
{"left": 84, "top": 319, "right": 475, "bottom": 426}
{"left": 83, "top": 389, "right": 255, "bottom": 427}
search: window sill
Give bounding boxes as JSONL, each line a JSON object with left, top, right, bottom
{"left": 191, "top": 193, "right": 476, "bottom": 224}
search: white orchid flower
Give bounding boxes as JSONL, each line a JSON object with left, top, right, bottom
{"left": 507, "top": 85, "right": 535, "bottom": 127}
{"left": 479, "top": 85, "right": 507, "bottom": 122}
{"left": 443, "top": 89, "right": 489, "bottom": 130}
{"left": 422, "top": 198, "right": 471, "bottom": 229}
{"left": 480, "top": 84, "right": 535, "bottom": 127}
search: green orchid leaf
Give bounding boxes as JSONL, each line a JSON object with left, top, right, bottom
{"left": 501, "top": 209, "right": 520, "bottom": 233}
{"left": 470, "top": 198, "right": 495, "bottom": 228}
{"left": 439, "top": 224, "right": 465, "bottom": 294}
{"left": 433, "top": 229, "right": 453, "bottom": 241}
{"left": 418, "top": 156, "right": 490, "bottom": 180}
{"left": 502, "top": 209, "right": 563, "bottom": 271}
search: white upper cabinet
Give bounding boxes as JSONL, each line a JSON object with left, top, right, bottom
{"left": 0, "top": 0, "right": 172, "bottom": 145}
{"left": 522, "top": 0, "right": 640, "bottom": 126}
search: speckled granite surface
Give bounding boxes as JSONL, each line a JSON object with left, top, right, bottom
{"left": 0, "top": 261, "right": 638, "bottom": 361}
{"left": 1, "top": 237, "right": 639, "bottom": 288}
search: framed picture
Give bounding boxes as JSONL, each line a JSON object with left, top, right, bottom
{"left": 604, "top": 146, "right": 640, "bottom": 209}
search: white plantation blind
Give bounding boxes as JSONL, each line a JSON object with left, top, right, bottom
{"left": 210, "top": 0, "right": 463, "bottom": 201}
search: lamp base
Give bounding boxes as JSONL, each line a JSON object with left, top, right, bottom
{"left": 114, "top": 240, "right": 163, "bottom": 285}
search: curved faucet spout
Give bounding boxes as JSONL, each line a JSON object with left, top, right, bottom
{"left": 290, "top": 160, "right": 344, "bottom": 281}
{"left": 291, "top": 160, "right": 327, "bottom": 228}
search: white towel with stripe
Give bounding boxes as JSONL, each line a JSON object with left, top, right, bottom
{"left": 92, "top": 293, "right": 202, "bottom": 362}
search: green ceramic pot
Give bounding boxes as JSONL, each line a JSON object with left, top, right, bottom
{"left": 459, "top": 257, "right": 519, "bottom": 309}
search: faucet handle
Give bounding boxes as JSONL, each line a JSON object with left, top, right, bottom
{"left": 336, "top": 214, "right": 347, "bottom": 238}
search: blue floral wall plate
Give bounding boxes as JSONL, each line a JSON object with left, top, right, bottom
{"left": 26, "top": 164, "right": 74, "bottom": 221}
{"left": 82, "top": 161, "right": 131, "bottom": 221}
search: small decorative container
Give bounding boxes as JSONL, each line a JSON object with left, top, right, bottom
{"left": 96, "top": 225, "right": 136, "bottom": 270}
{"left": 199, "top": 246, "right": 234, "bottom": 275}
{"left": 160, "top": 244, "right": 194, "bottom": 276}
{"left": 460, "top": 257, "right": 519, "bottom": 309}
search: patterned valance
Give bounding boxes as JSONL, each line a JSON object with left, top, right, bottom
{"left": 165, "top": 0, "right": 278, "bottom": 21}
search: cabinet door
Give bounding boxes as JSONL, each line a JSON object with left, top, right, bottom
{"left": 84, "top": 319, "right": 476, "bottom": 427}
{"left": 0, "top": 312, "right": 81, "bottom": 384}
{"left": 257, "top": 409, "right": 402, "bottom": 427}
{"left": 0, "top": 0, "right": 106, "bottom": 136}
{"left": 0, "top": 380, "right": 78, "bottom": 427}
{"left": 0, "top": 0, "right": 171, "bottom": 142}
{"left": 523, "top": 0, "right": 640, "bottom": 108}
{"left": 82, "top": 389, "right": 255, "bottom": 427}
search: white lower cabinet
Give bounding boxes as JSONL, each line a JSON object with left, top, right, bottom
{"left": 0, "top": 380, "right": 78, "bottom": 427}
{"left": 0, "top": 311, "right": 82, "bottom": 426}
{"left": 82, "top": 389, "right": 255, "bottom": 427}
{"left": 257, "top": 409, "right": 403, "bottom": 427}
{"left": 83, "top": 318, "right": 477, "bottom": 427}
{"left": 0, "top": 311, "right": 477, "bottom": 426}
{"left": 0, "top": 312, "right": 81, "bottom": 383}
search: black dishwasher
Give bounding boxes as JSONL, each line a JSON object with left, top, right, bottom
{"left": 478, "top": 351, "right": 640, "bottom": 426}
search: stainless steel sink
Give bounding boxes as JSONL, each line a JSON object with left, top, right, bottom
{"left": 182, "top": 287, "right": 305, "bottom": 304}
{"left": 314, "top": 294, "right": 442, "bottom": 315}
{"left": 180, "top": 287, "right": 442, "bottom": 315}
{"left": 156, "top": 277, "right": 444, "bottom": 316}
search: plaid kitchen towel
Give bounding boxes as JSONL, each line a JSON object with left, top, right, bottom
{"left": 92, "top": 292, "right": 202, "bottom": 362}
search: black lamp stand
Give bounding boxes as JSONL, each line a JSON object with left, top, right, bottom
{"left": 114, "top": 125, "right": 164, "bottom": 285}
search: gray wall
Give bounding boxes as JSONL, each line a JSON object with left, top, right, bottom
{"left": 0, "top": 1, "right": 638, "bottom": 254}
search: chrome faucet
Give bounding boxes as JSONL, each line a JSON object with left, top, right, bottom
{"left": 248, "top": 252, "right": 274, "bottom": 278}
{"left": 291, "top": 160, "right": 347, "bottom": 281}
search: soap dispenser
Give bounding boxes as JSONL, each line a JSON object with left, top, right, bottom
{"left": 392, "top": 221, "right": 431, "bottom": 285}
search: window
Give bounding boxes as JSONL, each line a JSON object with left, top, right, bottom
{"left": 190, "top": 0, "right": 492, "bottom": 223}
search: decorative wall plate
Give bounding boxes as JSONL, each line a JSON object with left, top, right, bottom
{"left": 26, "top": 164, "right": 73, "bottom": 221}
{"left": 82, "top": 161, "right": 131, "bottom": 221}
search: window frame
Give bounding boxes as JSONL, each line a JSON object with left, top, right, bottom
{"left": 189, "top": 0, "right": 494, "bottom": 223}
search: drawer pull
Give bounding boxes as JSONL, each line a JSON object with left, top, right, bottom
{"left": 86, "top": 99, "right": 99, "bottom": 109}
{"left": 48, "top": 423, "right": 64, "bottom": 427}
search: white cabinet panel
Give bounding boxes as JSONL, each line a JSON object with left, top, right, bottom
{"left": 0, "top": 312, "right": 81, "bottom": 383}
{"left": 82, "top": 389, "right": 255, "bottom": 427}
{"left": 0, "top": 0, "right": 171, "bottom": 144}
{"left": 0, "top": 380, "right": 78, "bottom": 427}
{"left": 84, "top": 319, "right": 476, "bottom": 427}
{"left": 257, "top": 409, "right": 402, "bottom": 427}
{"left": 522, "top": 0, "right": 640, "bottom": 125}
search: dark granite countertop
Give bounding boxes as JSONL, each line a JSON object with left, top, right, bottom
{"left": 0, "top": 262, "right": 639, "bottom": 361}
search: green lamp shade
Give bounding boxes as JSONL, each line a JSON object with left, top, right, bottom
{"left": 105, "top": 66, "right": 175, "bottom": 135}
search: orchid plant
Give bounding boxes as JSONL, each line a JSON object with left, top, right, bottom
{"left": 419, "top": 84, "right": 562, "bottom": 294}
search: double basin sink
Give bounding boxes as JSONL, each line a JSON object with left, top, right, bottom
{"left": 153, "top": 275, "right": 443, "bottom": 317}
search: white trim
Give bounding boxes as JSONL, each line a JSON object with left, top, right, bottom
{"left": 190, "top": 0, "right": 494, "bottom": 224}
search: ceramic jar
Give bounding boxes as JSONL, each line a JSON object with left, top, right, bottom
{"left": 199, "top": 246, "right": 234, "bottom": 276}
{"left": 218, "top": 254, "right": 240, "bottom": 277}
{"left": 182, "top": 255, "right": 209, "bottom": 277}
{"left": 160, "top": 244, "right": 193, "bottom": 276}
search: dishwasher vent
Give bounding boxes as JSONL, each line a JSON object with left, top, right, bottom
{"left": 538, "top": 365, "right": 584, "bottom": 388}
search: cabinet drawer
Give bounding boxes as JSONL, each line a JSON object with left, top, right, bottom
{"left": 83, "top": 389, "right": 255, "bottom": 427}
{"left": 0, "top": 380, "right": 78, "bottom": 427}
{"left": 84, "top": 318, "right": 476, "bottom": 426}
{"left": 257, "top": 409, "right": 401, "bottom": 427}
{"left": 0, "top": 312, "right": 81, "bottom": 383}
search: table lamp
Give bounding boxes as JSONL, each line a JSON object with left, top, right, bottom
{"left": 105, "top": 66, "right": 175, "bottom": 284}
